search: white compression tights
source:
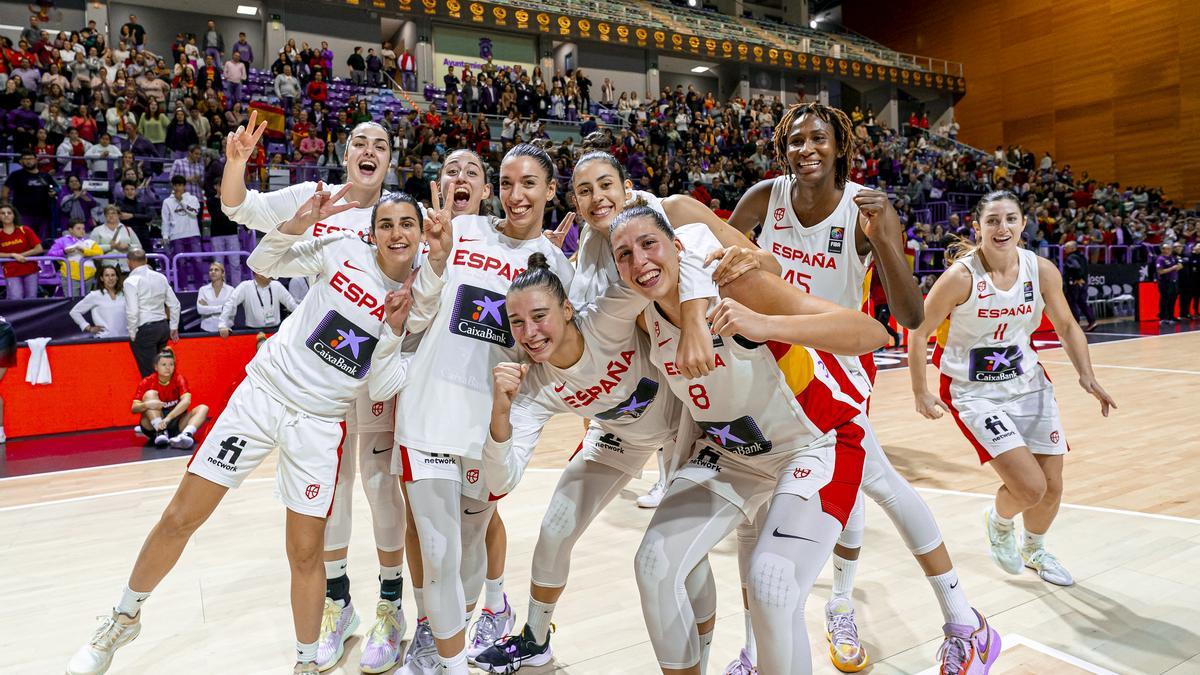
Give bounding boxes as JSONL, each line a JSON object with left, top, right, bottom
{"left": 323, "top": 432, "right": 407, "bottom": 553}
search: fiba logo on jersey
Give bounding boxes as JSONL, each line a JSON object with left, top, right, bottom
{"left": 773, "top": 207, "right": 785, "bottom": 222}
{"left": 1023, "top": 280, "right": 1035, "bottom": 302}
{"left": 307, "top": 310, "right": 379, "bottom": 379}
{"left": 827, "top": 225, "right": 845, "bottom": 254}
{"left": 450, "top": 284, "right": 514, "bottom": 347}
{"left": 372, "top": 402, "right": 384, "bottom": 416}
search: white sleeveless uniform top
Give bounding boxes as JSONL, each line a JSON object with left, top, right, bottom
{"left": 569, "top": 189, "right": 668, "bottom": 310}
{"left": 757, "top": 176, "right": 875, "bottom": 394}
{"left": 395, "top": 214, "right": 575, "bottom": 459}
{"left": 934, "top": 248, "right": 1045, "bottom": 402}
{"left": 222, "top": 182, "right": 416, "bottom": 432}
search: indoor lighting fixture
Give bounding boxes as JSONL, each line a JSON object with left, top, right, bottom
{"left": 810, "top": 18, "right": 819, "bottom": 28}
{"left": 691, "top": 65, "right": 709, "bottom": 73}
{"left": 237, "top": 5, "right": 258, "bottom": 15}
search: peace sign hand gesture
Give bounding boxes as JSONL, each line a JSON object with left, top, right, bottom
{"left": 280, "top": 182, "right": 359, "bottom": 236}
{"left": 543, "top": 212, "right": 576, "bottom": 250}
{"left": 425, "top": 180, "right": 455, "bottom": 273}
{"left": 227, "top": 109, "right": 269, "bottom": 166}
{"left": 383, "top": 272, "right": 418, "bottom": 337}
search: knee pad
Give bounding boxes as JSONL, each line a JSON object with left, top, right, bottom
{"left": 685, "top": 556, "right": 717, "bottom": 624}
{"left": 541, "top": 490, "right": 580, "bottom": 542}
{"left": 360, "top": 449, "right": 405, "bottom": 552}
{"left": 530, "top": 491, "right": 581, "bottom": 588}
{"left": 634, "top": 529, "right": 670, "bottom": 590}
{"left": 837, "top": 496, "right": 865, "bottom": 550}
{"left": 748, "top": 552, "right": 803, "bottom": 612}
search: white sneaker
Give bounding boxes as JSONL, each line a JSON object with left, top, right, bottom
{"left": 360, "top": 600, "right": 407, "bottom": 674}
{"left": 66, "top": 610, "right": 142, "bottom": 675}
{"left": 153, "top": 431, "right": 170, "bottom": 447}
{"left": 467, "top": 595, "right": 515, "bottom": 660}
{"left": 723, "top": 647, "right": 756, "bottom": 674}
{"left": 400, "top": 619, "right": 439, "bottom": 674}
{"left": 983, "top": 508, "right": 1022, "bottom": 574}
{"left": 168, "top": 432, "right": 194, "bottom": 449}
{"left": 132, "top": 425, "right": 146, "bottom": 438}
{"left": 316, "top": 598, "right": 359, "bottom": 671}
{"left": 1022, "top": 547, "right": 1074, "bottom": 586}
{"left": 637, "top": 481, "right": 666, "bottom": 508}
{"left": 293, "top": 662, "right": 319, "bottom": 675}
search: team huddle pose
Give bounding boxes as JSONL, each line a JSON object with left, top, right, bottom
{"left": 65, "top": 103, "right": 1113, "bottom": 675}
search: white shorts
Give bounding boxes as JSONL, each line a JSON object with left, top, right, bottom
{"left": 346, "top": 393, "right": 395, "bottom": 435}
{"left": 395, "top": 445, "right": 495, "bottom": 502}
{"left": 575, "top": 419, "right": 662, "bottom": 478}
{"left": 673, "top": 422, "right": 865, "bottom": 527}
{"left": 942, "top": 374, "right": 1068, "bottom": 464}
{"left": 188, "top": 379, "right": 347, "bottom": 518}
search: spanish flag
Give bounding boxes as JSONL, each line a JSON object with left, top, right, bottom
{"left": 249, "top": 101, "right": 286, "bottom": 141}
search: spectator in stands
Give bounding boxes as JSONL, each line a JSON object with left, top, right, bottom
{"left": 0, "top": 204, "right": 43, "bottom": 299}
{"left": 196, "top": 261, "right": 234, "bottom": 332}
{"left": 1061, "top": 241, "right": 1096, "bottom": 331}
{"left": 137, "top": 99, "right": 169, "bottom": 153}
{"left": 132, "top": 348, "right": 208, "bottom": 448}
{"left": 444, "top": 65, "right": 459, "bottom": 110}
{"left": 106, "top": 97, "right": 136, "bottom": 141}
{"left": 69, "top": 263, "right": 128, "bottom": 338}
{"left": 347, "top": 46, "right": 366, "bottom": 85}
{"left": 170, "top": 144, "right": 205, "bottom": 201}
{"left": 161, "top": 175, "right": 203, "bottom": 290}
{"left": 398, "top": 45, "right": 416, "bottom": 90}
{"left": 233, "top": 32, "right": 254, "bottom": 66}
{"left": 120, "top": 14, "right": 146, "bottom": 52}
{"left": 1156, "top": 242, "right": 1182, "bottom": 323}
{"left": 274, "top": 63, "right": 300, "bottom": 110}
{"left": 48, "top": 218, "right": 101, "bottom": 297}
{"left": 84, "top": 132, "right": 121, "bottom": 178}
{"left": 305, "top": 70, "right": 327, "bottom": 105}
{"left": 601, "top": 77, "right": 614, "bottom": 106}
{"left": 223, "top": 50, "right": 247, "bottom": 106}
{"left": 206, "top": 179, "right": 243, "bottom": 285}
{"left": 113, "top": 179, "right": 153, "bottom": 245}
{"left": 58, "top": 174, "right": 97, "bottom": 230}
{"left": 56, "top": 126, "right": 92, "bottom": 178}
{"left": 203, "top": 20, "right": 224, "bottom": 67}
{"left": 124, "top": 247, "right": 179, "bottom": 376}
{"left": 8, "top": 95, "right": 40, "bottom": 152}
{"left": 366, "top": 48, "right": 383, "bottom": 87}
{"left": 91, "top": 204, "right": 142, "bottom": 268}
{"left": 576, "top": 68, "right": 592, "bottom": 111}
{"left": 217, "top": 271, "right": 296, "bottom": 337}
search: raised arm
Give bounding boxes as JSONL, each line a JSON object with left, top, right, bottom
{"left": 663, "top": 193, "right": 781, "bottom": 275}
{"left": 854, "top": 189, "right": 924, "bottom": 328}
{"left": 220, "top": 110, "right": 308, "bottom": 231}
{"left": 246, "top": 184, "right": 359, "bottom": 279}
{"left": 483, "top": 363, "right": 555, "bottom": 496}
{"left": 1037, "top": 257, "right": 1116, "bottom": 416}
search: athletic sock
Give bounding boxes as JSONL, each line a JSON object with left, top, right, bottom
{"left": 1021, "top": 531, "right": 1045, "bottom": 553}
{"left": 379, "top": 565, "right": 404, "bottom": 611}
{"left": 989, "top": 506, "right": 1014, "bottom": 529}
{"left": 438, "top": 648, "right": 469, "bottom": 675}
{"left": 928, "top": 570, "right": 977, "bottom": 627}
{"left": 743, "top": 608, "right": 757, "bottom": 661}
{"left": 296, "top": 640, "right": 318, "bottom": 663}
{"left": 831, "top": 554, "right": 857, "bottom": 602}
{"left": 483, "top": 575, "right": 506, "bottom": 613}
{"left": 413, "top": 585, "right": 426, "bottom": 619}
{"left": 698, "top": 629, "right": 713, "bottom": 672}
{"left": 116, "top": 585, "right": 151, "bottom": 617}
{"left": 325, "top": 559, "right": 350, "bottom": 608}
{"left": 182, "top": 424, "right": 196, "bottom": 435}
{"left": 526, "top": 598, "right": 555, "bottom": 643}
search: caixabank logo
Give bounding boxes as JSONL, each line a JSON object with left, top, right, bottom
{"left": 698, "top": 416, "right": 772, "bottom": 456}
{"left": 968, "top": 345, "right": 1024, "bottom": 383}
{"left": 450, "top": 284, "right": 513, "bottom": 347}
{"left": 593, "top": 377, "right": 660, "bottom": 421}
{"left": 306, "top": 310, "right": 379, "bottom": 379}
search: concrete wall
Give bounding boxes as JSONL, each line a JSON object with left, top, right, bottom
{"left": 577, "top": 43, "right": 646, "bottom": 101}
{"left": 107, "top": 2, "right": 261, "bottom": 64}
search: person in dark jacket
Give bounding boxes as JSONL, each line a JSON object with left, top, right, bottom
{"left": 1061, "top": 240, "right": 1095, "bottom": 330}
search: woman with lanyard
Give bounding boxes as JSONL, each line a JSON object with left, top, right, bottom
{"left": 220, "top": 113, "right": 422, "bottom": 674}
{"left": 67, "top": 184, "right": 427, "bottom": 675}
{"left": 370, "top": 143, "right": 575, "bottom": 675}
{"left": 217, "top": 271, "right": 296, "bottom": 336}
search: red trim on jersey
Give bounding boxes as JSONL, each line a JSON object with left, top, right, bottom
{"left": 765, "top": 339, "right": 792, "bottom": 361}
{"left": 818, "top": 420, "right": 866, "bottom": 527}
{"left": 794, "top": 368, "right": 861, "bottom": 434}
{"left": 816, "top": 350, "right": 866, "bottom": 405}
{"left": 931, "top": 342, "right": 944, "bottom": 368}
{"left": 858, "top": 352, "right": 878, "bottom": 386}
{"left": 326, "top": 422, "right": 348, "bottom": 518}
{"left": 569, "top": 440, "right": 584, "bottom": 462}
{"left": 399, "top": 444, "right": 414, "bottom": 482}
{"left": 939, "top": 374, "right": 993, "bottom": 464}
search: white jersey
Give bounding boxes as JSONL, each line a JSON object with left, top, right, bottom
{"left": 934, "top": 248, "right": 1046, "bottom": 402}
{"left": 395, "top": 215, "right": 575, "bottom": 458}
{"left": 223, "top": 181, "right": 417, "bottom": 430}
{"left": 757, "top": 177, "right": 876, "bottom": 393}
{"left": 243, "top": 229, "right": 413, "bottom": 420}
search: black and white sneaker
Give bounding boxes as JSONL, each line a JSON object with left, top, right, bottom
{"left": 473, "top": 625, "right": 553, "bottom": 673}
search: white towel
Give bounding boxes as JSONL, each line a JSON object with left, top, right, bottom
{"left": 25, "top": 337, "right": 52, "bottom": 385}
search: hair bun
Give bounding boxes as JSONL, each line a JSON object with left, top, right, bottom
{"left": 530, "top": 138, "right": 555, "bottom": 152}
{"left": 581, "top": 129, "right": 614, "bottom": 152}
{"left": 526, "top": 252, "right": 549, "bottom": 270}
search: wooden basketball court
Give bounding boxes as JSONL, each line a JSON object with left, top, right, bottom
{"left": 4, "top": 331, "right": 1198, "bottom": 674}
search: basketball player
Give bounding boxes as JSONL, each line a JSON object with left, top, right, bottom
{"left": 371, "top": 143, "right": 575, "bottom": 675}
{"left": 609, "top": 206, "right": 905, "bottom": 675}
{"left": 726, "top": 102, "right": 984, "bottom": 674}
{"left": 909, "top": 190, "right": 1116, "bottom": 589}
{"left": 221, "top": 114, "right": 413, "bottom": 672}
{"left": 66, "top": 185, "right": 426, "bottom": 675}
{"left": 131, "top": 349, "right": 209, "bottom": 449}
